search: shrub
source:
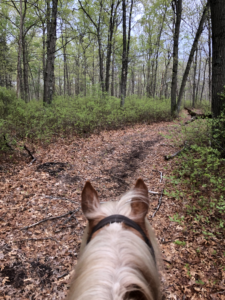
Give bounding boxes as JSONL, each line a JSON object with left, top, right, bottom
{"left": 0, "top": 90, "right": 172, "bottom": 151}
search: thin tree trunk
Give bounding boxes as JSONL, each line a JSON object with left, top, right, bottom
{"left": 120, "top": 0, "right": 133, "bottom": 106}
{"left": 111, "top": 39, "right": 115, "bottom": 96}
{"left": 120, "top": 0, "right": 127, "bottom": 106}
{"left": 200, "top": 58, "right": 207, "bottom": 102}
{"left": 42, "top": 24, "right": 46, "bottom": 82}
{"left": 192, "top": 49, "right": 198, "bottom": 108}
{"left": 22, "top": 34, "right": 29, "bottom": 102}
{"left": 17, "top": 0, "right": 23, "bottom": 98}
{"left": 196, "top": 49, "right": 202, "bottom": 101}
{"left": 208, "top": 10, "right": 212, "bottom": 103}
{"left": 105, "top": 1, "right": 120, "bottom": 93}
{"left": 146, "top": 54, "right": 151, "bottom": 97}
{"left": 92, "top": 44, "right": 95, "bottom": 86}
{"left": 131, "top": 67, "right": 135, "bottom": 95}
{"left": 153, "top": 6, "right": 167, "bottom": 97}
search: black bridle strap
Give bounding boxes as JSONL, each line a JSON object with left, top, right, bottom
{"left": 86, "top": 214, "right": 155, "bottom": 263}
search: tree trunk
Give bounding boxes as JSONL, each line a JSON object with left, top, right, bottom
{"left": 146, "top": 55, "right": 151, "bottom": 97}
{"left": 42, "top": 24, "right": 46, "bottom": 83}
{"left": 196, "top": 49, "right": 202, "bottom": 102}
{"left": 61, "top": 26, "right": 69, "bottom": 96}
{"left": 171, "top": 0, "right": 182, "bottom": 116}
{"left": 105, "top": 1, "right": 120, "bottom": 93}
{"left": 43, "top": 0, "right": 58, "bottom": 104}
{"left": 131, "top": 67, "right": 135, "bottom": 95}
{"left": 192, "top": 49, "right": 198, "bottom": 108}
{"left": 208, "top": 10, "right": 212, "bottom": 103}
{"left": 92, "top": 44, "right": 95, "bottom": 86}
{"left": 120, "top": 0, "right": 127, "bottom": 106}
{"left": 200, "top": 58, "right": 207, "bottom": 102}
{"left": 120, "top": 0, "right": 133, "bottom": 106}
{"left": 210, "top": 0, "right": 225, "bottom": 117}
{"left": 22, "top": 35, "right": 29, "bottom": 102}
{"left": 111, "top": 39, "right": 115, "bottom": 96}
{"left": 176, "top": 1, "right": 210, "bottom": 112}
{"left": 153, "top": 6, "right": 167, "bottom": 98}
{"left": 17, "top": 0, "right": 23, "bottom": 99}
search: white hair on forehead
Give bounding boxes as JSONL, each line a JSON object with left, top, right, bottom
{"left": 67, "top": 189, "right": 161, "bottom": 300}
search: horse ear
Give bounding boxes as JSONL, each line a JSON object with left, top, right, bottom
{"left": 134, "top": 178, "right": 148, "bottom": 197}
{"left": 81, "top": 181, "right": 99, "bottom": 217}
{"left": 131, "top": 178, "right": 149, "bottom": 218}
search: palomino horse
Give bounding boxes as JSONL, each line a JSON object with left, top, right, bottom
{"left": 67, "top": 178, "right": 161, "bottom": 300}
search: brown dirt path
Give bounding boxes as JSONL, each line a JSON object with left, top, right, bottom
{"left": 0, "top": 117, "right": 224, "bottom": 299}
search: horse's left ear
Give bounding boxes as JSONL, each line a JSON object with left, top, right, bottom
{"left": 81, "top": 181, "right": 100, "bottom": 218}
{"left": 131, "top": 178, "right": 149, "bottom": 218}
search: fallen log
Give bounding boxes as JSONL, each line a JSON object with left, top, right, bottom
{"left": 184, "top": 107, "right": 212, "bottom": 119}
{"left": 164, "top": 142, "right": 188, "bottom": 160}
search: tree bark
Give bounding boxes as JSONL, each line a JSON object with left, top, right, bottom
{"left": 176, "top": 1, "right": 210, "bottom": 113}
{"left": 42, "top": 24, "right": 46, "bottom": 84}
{"left": 120, "top": 0, "right": 133, "bottom": 106}
{"left": 196, "top": 49, "right": 202, "bottom": 102}
{"left": 22, "top": 30, "right": 30, "bottom": 102}
{"left": 105, "top": 0, "right": 120, "bottom": 93}
{"left": 192, "top": 49, "right": 198, "bottom": 108}
{"left": 17, "top": 0, "right": 23, "bottom": 99}
{"left": 210, "top": 0, "right": 225, "bottom": 117}
{"left": 171, "top": 0, "right": 182, "bottom": 116}
{"left": 120, "top": 0, "right": 127, "bottom": 106}
{"left": 208, "top": 10, "right": 212, "bottom": 103}
{"left": 43, "top": 0, "right": 58, "bottom": 104}
{"left": 200, "top": 58, "right": 208, "bottom": 102}
{"left": 153, "top": 6, "right": 167, "bottom": 98}
{"left": 111, "top": 39, "right": 115, "bottom": 96}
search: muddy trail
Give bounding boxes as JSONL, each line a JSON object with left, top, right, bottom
{"left": 0, "top": 119, "right": 224, "bottom": 299}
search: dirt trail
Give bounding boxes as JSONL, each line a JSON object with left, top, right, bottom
{"left": 0, "top": 118, "right": 221, "bottom": 299}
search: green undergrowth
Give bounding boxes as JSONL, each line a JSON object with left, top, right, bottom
{"left": 0, "top": 87, "right": 172, "bottom": 151}
{"left": 165, "top": 108, "right": 225, "bottom": 243}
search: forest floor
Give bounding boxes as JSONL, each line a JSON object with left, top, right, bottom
{"left": 0, "top": 113, "right": 224, "bottom": 300}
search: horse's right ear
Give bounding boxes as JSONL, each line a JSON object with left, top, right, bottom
{"left": 81, "top": 181, "right": 100, "bottom": 217}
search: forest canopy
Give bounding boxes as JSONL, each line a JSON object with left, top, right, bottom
{"left": 0, "top": 0, "right": 212, "bottom": 109}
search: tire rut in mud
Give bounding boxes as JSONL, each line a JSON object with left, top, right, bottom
{"left": 104, "top": 137, "right": 162, "bottom": 194}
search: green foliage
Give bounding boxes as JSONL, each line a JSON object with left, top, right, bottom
{"left": 165, "top": 104, "right": 225, "bottom": 247}
{"left": 174, "top": 240, "right": 186, "bottom": 246}
{"left": 0, "top": 88, "right": 172, "bottom": 151}
{"left": 195, "top": 280, "right": 205, "bottom": 285}
{"left": 185, "top": 264, "right": 191, "bottom": 278}
{"left": 169, "top": 213, "right": 184, "bottom": 224}
{"left": 0, "top": 87, "right": 17, "bottom": 117}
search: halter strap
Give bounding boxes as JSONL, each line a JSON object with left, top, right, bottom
{"left": 86, "top": 214, "right": 155, "bottom": 263}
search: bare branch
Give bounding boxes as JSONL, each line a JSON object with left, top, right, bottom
{"left": 21, "top": 208, "right": 80, "bottom": 230}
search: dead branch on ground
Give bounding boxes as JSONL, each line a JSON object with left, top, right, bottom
{"left": 164, "top": 142, "right": 188, "bottom": 160}
{"left": 152, "top": 170, "right": 163, "bottom": 182}
{"left": 148, "top": 190, "right": 161, "bottom": 195}
{"left": 21, "top": 208, "right": 80, "bottom": 230}
{"left": 24, "top": 145, "right": 37, "bottom": 163}
{"left": 152, "top": 188, "right": 164, "bottom": 218}
{"left": 184, "top": 107, "right": 212, "bottom": 118}
{"left": 14, "top": 237, "right": 60, "bottom": 244}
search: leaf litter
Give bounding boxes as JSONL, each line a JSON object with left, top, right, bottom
{"left": 0, "top": 118, "right": 224, "bottom": 299}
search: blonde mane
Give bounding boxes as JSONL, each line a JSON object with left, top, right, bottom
{"left": 67, "top": 188, "right": 161, "bottom": 300}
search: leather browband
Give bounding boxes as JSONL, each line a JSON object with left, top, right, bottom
{"left": 86, "top": 214, "right": 156, "bottom": 263}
